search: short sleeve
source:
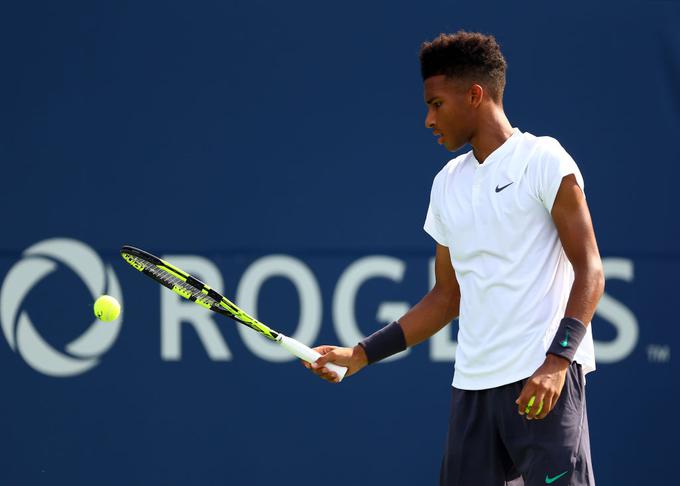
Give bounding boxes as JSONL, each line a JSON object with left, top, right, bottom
{"left": 423, "top": 170, "right": 449, "bottom": 246}
{"left": 535, "top": 139, "right": 585, "bottom": 212}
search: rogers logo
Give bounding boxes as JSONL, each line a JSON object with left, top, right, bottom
{"left": 0, "top": 238, "right": 123, "bottom": 377}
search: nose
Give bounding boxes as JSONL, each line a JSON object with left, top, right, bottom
{"left": 425, "top": 107, "right": 435, "bottom": 129}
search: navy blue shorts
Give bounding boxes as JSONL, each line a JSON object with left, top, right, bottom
{"left": 440, "top": 362, "right": 594, "bottom": 486}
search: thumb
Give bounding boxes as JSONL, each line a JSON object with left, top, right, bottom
{"left": 314, "top": 349, "right": 337, "bottom": 367}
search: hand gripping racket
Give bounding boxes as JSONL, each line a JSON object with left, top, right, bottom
{"left": 120, "top": 246, "right": 348, "bottom": 381}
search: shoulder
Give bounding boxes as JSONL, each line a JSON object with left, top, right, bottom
{"left": 432, "top": 151, "right": 472, "bottom": 187}
{"left": 427, "top": 152, "right": 471, "bottom": 206}
{"left": 520, "top": 132, "right": 574, "bottom": 165}
{"left": 519, "top": 132, "right": 584, "bottom": 203}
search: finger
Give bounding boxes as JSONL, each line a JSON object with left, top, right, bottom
{"left": 528, "top": 393, "right": 546, "bottom": 420}
{"left": 313, "top": 351, "right": 337, "bottom": 368}
{"left": 319, "top": 367, "right": 337, "bottom": 383}
{"left": 524, "top": 395, "right": 536, "bottom": 419}
{"left": 516, "top": 384, "right": 535, "bottom": 415}
{"left": 310, "top": 366, "right": 329, "bottom": 380}
{"left": 300, "top": 359, "right": 311, "bottom": 370}
{"left": 312, "top": 365, "right": 327, "bottom": 376}
{"left": 327, "top": 371, "right": 338, "bottom": 383}
{"left": 312, "top": 345, "right": 337, "bottom": 356}
{"left": 536, "top": 394, "right": 553, "bottom": 420}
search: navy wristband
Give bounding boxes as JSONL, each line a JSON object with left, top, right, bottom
{"left": 358, "top": 321, "right": 407, "bottom": 364}
{"left": 547, "top": 317, "right": 587, "bottom": 363}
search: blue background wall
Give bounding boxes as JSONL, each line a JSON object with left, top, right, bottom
{"left": 0, "top": 1, "right": 677, "bottom": 484}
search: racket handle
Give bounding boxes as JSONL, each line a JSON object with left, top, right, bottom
{"left": 278, "top": 334, "right": 348, "bottom": 382}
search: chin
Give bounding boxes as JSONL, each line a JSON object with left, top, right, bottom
{"left": 444, "top": 140, "right": 464, "bottom": 152}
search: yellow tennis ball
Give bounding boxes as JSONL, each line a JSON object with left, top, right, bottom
{"left": 94, "top": 295, "right": 121, "bottom": 322}
{"left": 525, "top": 395, "right": 544, "bottom": 415}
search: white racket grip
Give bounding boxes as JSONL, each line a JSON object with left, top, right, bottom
{"left": 278, "top": 334, "right": 348, "bottom": 382}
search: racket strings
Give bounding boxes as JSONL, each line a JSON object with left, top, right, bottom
{"left": 121, "top": 247, "right": 280, "bottom": 342}
{"left": 123, "top": 253, "right": 218, "bottom": 308}
{"left": 164, "top": 273, "right": 218, "bottom": 307}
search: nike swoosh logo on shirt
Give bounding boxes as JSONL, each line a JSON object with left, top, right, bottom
{"left": 495, "top": 182, "right": 513, "bottom": 193}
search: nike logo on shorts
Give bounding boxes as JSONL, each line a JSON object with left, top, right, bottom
{"left": 545, "top": 471, "right": 568, "bottom": 483}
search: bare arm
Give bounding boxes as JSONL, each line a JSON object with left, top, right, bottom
{"left": 517, "top": 174, "right": 605, "bottom": 419}
{"left": 307, "top": 243, "right": 460, "bottom": 382}
{"left": 551, "top": 174, "right": 605, "bottom": 325}
{"left": 399, "top": 243, "right": 460, "bottom": 347}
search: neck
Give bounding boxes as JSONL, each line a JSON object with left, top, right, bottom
{"left": 470, "top": 106, "right": 514, "bottom": 163}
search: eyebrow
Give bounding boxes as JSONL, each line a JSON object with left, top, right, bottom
{"left": 425, "top": 97, "right": 439, "bottom": 105}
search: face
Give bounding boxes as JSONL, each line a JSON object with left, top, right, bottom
{"left": 423, "top": 75, "right": 480, "bottom": 152}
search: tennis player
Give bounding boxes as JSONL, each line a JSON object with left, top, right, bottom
{"left": 305, "top": 31, "right": 603, "bottom": 486}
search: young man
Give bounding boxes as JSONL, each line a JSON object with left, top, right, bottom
{"left": 305, "top": 31, "right": 604, "bottom": 486}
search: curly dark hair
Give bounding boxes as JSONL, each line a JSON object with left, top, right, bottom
{"left": 419, "top": 31, "right": 507, "bottom": 102}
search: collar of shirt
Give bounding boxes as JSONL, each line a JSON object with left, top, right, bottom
{"left": 471, "top": 127, "right": 522, "bottom": 169}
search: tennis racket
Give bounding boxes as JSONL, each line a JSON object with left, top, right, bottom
{"left": 120, "top": 245, "right": 347, "bottom": 381}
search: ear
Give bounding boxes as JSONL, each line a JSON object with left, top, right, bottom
{"left": 469, "top": 84, "right": 484, "bottom": 107}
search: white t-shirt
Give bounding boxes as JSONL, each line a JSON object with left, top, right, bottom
{"left": 424, "top": 128, "right": 596, "bottom": 390}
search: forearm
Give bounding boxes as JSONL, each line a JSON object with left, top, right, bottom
{"left": 398, "top": 285, "right": 460, "bottom": 347}
{"left": 564, "top": 261, "right": 605, "bottom": 326}
{"left": 544, "top": 261, "right": 604, "bottom": 365}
